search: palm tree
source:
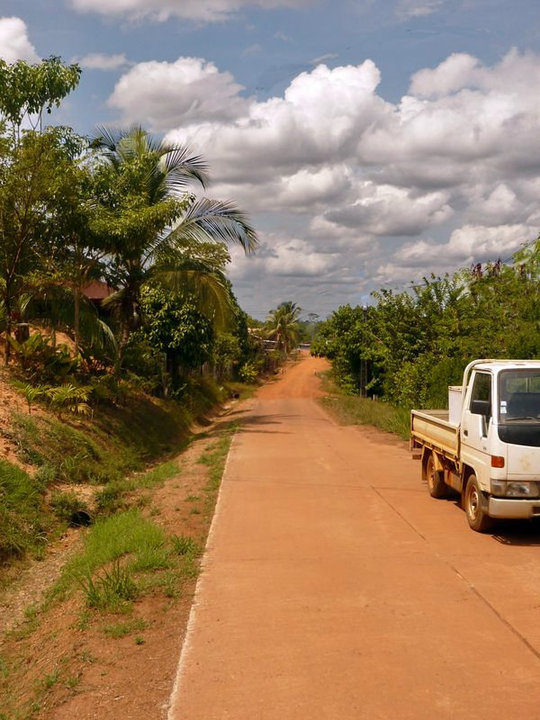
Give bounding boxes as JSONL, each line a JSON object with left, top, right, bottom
{"left": 265, "top": 301, "right": 302, "bottom": 354}
{"left": 91, "top": 126, "right": 258, "bottom": 369}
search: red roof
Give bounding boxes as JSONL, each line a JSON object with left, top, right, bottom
{"left": 82, "top": 281, "right": 114, "bottom": 301}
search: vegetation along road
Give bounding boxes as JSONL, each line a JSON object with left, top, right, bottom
{"left": 168, "top": 352, "right": 540, "bottom": 720}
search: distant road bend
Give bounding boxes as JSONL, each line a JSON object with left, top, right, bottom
{"left": 168, "top": 353, "right": 540, "bottom": 720}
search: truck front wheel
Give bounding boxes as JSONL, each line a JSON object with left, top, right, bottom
{"left": 423, "top": 452, "right": 447, "bottom": 498}
{"left": 464, "top": 475, "right": 494, "bottom": 533}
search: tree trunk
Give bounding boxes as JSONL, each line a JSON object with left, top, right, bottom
{"left": 74, "top": 286, "right": 81, "bottom": 356}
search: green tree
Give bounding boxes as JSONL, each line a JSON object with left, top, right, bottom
{"left": 315, "top": 238, "right": 540, "bottom": 408}
{"left": 91, "top": 127, "right": 258, "bottom": 370}
{"left": 139, "top": 285, "right": 214, "bottom": 394}
{"left": 0, "top": 57, "right": 82, "bottom": 363}
{"left": 265, "top": 301, "right": 302, "bottom": 354}
{"left": 0, "top": 56, "right": 81, "bottom": 137}
{"left": 0, "top": 131, "right": 69, "bottom": 362}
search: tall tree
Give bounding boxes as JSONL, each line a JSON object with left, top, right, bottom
{"left": 91, "top": 127, "right": 258, "bottom": 369}
{"left": 265, "top": 301, "right": 302, "bottom": 353}
{"left": 0, "top": 57, "right": 82, "bottom": 362}
{"left": 0, "top": 56, "right": 81, "bottom": 138}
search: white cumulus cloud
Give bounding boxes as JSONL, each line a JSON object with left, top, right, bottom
{"left": 0, "top": 17, "right": 39, "bottom": 63}
{"left": 374, "top": 224, "right": 535, "bottom": 286}
{"left": 324, "top": 184, "right": 453, "bottom": 237}
{"left": 108, "top": 57, "right": 249, "bottom": 132}
{"left": 106, "top": 49, "right": 540, "bottom": 308}
{"left": 228, "top": 236, "right": 339, "bottom": 281}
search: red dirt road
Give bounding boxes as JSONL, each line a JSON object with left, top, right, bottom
{"left": 168, "top": 354, "right": 540, "bottom": 719}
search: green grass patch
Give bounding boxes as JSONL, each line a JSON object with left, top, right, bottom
{"left": 0, "top": 460, "right": 51, "bottom": 562}
{"left": 197, "top": 425, "right": 237, "bottom": 495}
{"left": 78, "top": 560, "right": 139, "bottom": 612}
{"left": 49, "top": 508, "right": 204, "bottom": 613}
{"left": 94, "top": 459, "right": 180, "bottom": 515}
{"left": 63, "top": 509, "right": 166, "bottom": 580}
{"left": 171, "top": 535, "right": 201, "bottom": 558}
{"left": 319, "top": 376, "right": 410, "bottom": 440}
{"left": 103, "top": 617, "right": 148, "bottom": 639}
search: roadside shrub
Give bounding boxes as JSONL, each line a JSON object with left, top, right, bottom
{"left": 239, "top": 361, "right": 258, "bottom": 383}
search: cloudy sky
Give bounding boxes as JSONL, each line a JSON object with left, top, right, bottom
{"left": 2, "top": 1, "right": 540, "bottom": 319}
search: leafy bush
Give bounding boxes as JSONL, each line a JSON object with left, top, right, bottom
{"left": 239, "top": 361, "right": 259, "bottom": 383}
{"left": 8, "top": 333, "right": 79, "bottom": 382}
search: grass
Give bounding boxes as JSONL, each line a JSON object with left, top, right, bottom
{"left": 61, "top": 509, "right": 167, "bottom": 583}
{"left": 78, "top": 560, "right": 139, "bottom": 612}
{"left": 0, "top": 370, "right": 230, "bottom": 569}
{"left": 0, "top": 460, "right": 51, "bottom": 562}
{"left": 318, "top": 373, "right": 411, "bottom": 440}
{"left": 103, "top": 618, "right": 148, "bottom": 639}
{"left": 197, "top": 423, "right": 237, "bottom": 496}
{"left": 95, "top": 458, "right": 180, "bottom": 515}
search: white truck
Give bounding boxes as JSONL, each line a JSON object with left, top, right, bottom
{"left": 410, "top": 359, "right": 540, "bottom": 532}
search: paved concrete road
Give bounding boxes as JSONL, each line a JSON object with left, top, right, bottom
{"left": 168, "top": 355, "right": 540, "bottom": 720}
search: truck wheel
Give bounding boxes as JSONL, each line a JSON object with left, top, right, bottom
{"left": 464, "top": 475, "right": 494, "bottom": 533}
{"left": 424, "top": 452, "right": 447, "bottom": 498}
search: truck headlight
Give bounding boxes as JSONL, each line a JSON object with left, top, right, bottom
{"left": 491, "top": 479, "right": 507, "bottom": 496}
{"left": 506, "top": 482, "right": 536, "bottom": 497}
{"left": 490, "top": 481, "right": 540, "bottom": 497}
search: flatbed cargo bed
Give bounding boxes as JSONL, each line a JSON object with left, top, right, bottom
{"left": 410, "top": 409, "right": 460, "bottom": 462}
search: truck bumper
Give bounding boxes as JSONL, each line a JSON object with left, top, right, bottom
{"left": 488, "top": 497, "right": 540, "bottom": 519}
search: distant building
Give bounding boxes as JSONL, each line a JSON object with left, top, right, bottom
{"left": 81, "top": 281, "right": 115, "bottom": 303}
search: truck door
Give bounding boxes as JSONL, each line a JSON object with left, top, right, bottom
{"left": 461, "top": 371, "right": 492, "bottom": 488}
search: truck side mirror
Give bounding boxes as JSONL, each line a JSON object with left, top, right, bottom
{"left": 470, "top": 399, "right": 491, "bottom": 418}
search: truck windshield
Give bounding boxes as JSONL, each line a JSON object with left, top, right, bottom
{"left": 499, "top": 370, "right": 540, "bottom": 423}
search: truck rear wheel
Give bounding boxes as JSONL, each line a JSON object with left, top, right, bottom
{"left": 464, "top": 475, "right": 494, "bottom": 533}
{"left": 423, "top": 452, "right": 447, "bottom": 498}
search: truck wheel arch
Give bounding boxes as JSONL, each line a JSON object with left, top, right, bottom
{"left": 422, "top": 450, "right": 447, "bottom": 498}
{"left": 463, "top": 473, "right": 494, "bottom": 532}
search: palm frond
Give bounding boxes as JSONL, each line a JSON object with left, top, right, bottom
{"left": 161, "top": 146, "right": 210, "bottom": 191}
{"left": 152, "top": 267, "right": 233, "bottom": 332}
{"left": 167, "top": 197, "right": 258, "bottom": 254}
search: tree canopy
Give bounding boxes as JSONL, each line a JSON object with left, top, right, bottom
{"left": 312, "top": 241, "right": 540, "bottom": 408}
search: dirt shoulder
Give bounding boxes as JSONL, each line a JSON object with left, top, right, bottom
{"left": 0, "top": 398, "right": 250, "bottom": 720}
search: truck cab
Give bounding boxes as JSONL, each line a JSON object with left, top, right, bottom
{"left": 461, "top": 360, "right": 540, "bottom": 529}
{"left": 411, "top": 359, "right": 540, "bottom": 532}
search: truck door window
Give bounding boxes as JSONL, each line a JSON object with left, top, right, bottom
{"left": 470, "top": 372, "right": 491, "bottom": 418}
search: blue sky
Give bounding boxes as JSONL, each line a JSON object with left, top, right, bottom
{"left": 2, "top": 0, "right": 540, "bottom": 319}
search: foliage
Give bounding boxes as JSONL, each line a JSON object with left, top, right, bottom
{"left": 319, "top": 378, "right": 411, "bottom": 440}
{"left": 7, "top": 332, "right": 78, "bottom": 380}
{"left": 50, "top": 490, "right": 90, "bottom": 525}
{"left": 91, "top": 126, "right": 257, "bottom": 368}
{"left": 140, "top": 285, "right": 214, "bottom": 378}
{"left": 45, "top": 384, "right": 92, "bottom": 416}
{"left": 0, "top": 56, "right": 81, "bottom": 134}
{"left": 171, "top": 535, "right": 201, "bottom": 558}
{"left": 313, "top": 240, "right": 540, "bottom": 410}
{"left": 264, "top": 301, "right": 301, "bottom": 353}
{"left": 239, "top": 360, "right": 260, "bottom": 383}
